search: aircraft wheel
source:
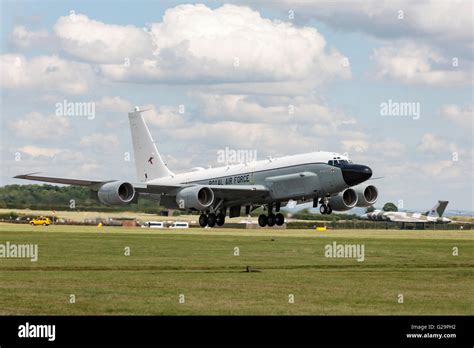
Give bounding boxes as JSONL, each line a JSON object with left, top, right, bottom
{"left": 207, "top": 213, "right": 217, "bottom": 227}
{"left": 199, "top": 214, "right": 208, "bottom": 228}
{"left": 320, "top": 204, "right": 327, "bottom": 214}
{"left": 258, "top": 214, "right": 268, "bottom": 227}
{"left": 216, "top": 213, "right": 225, "bottom": 226}
{"left": 326, "top": 204, "right": 333, "bottom": 214}
{"left": 267, "top": 213, "right": 276, "bottom": 227}
{"left": 275, "top": 213, "right": 285, "bottom": 226}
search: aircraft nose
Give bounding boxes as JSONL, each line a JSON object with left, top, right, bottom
{"left": 341, "top": 164, "right": 372, "bottom": 186}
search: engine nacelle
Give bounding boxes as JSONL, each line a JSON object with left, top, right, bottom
{"left": 176, "top": 186, "right": 214, "bottom": 210}
{"left": 353, "top": 184, "right": 378, "bottom": 207}
{"left": 97, "top": 182, "right": 135, "bottom": 206}
{"left": 329, "top": 188, "right": 358, "bottom": 211}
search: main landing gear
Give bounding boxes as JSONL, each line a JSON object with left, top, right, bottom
{"left": 258, "top": 213, "right": 285, "bottom": 227}
{"left": 199, "top": 212, "right": 225, "bottom": 228}
{"left": 258, "top": 203, "right": 285, "bottom": 227}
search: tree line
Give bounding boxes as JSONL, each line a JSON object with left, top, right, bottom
{"left": 0, "top": 184, "right": 161, "bottom": 213}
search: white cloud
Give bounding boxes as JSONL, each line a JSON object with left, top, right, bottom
{"left": 142, "top": 105, "right": 187, "bottom": 128}
{"left": 420, "top": 160, "right": 459, "bottom": 177}
{"left": 374, "top": 139, "right": 406, "bottom": 157}
{"left": 9, "top": 112, "right": 70, "bottom": 139}
{"left": 141, "top": 93, "right": 361, "bottom": 160}
{"left": 418, "top": 133, "right": 460, "bottom": 155}
{"left": 340, "top": 139, "right": 369, "bottom": 153}
{"left": 10, "top": 25, "right": 49, "bottom": 49}
{"left": 0, "top": 54, "right": 93, "bottom": 94}
{"left": 149, "top": 4, "right": 348, "bottom": 82}
{"left": 95, "top": 96, "right": 133, "bottom": 113}
{"left": 197, "top": 93, "right": 355, "bottom": 132}
{"left": 268, "top": 0, "right": 473, "bottom": 54}
{"left": 170, "top": 120, "right": 315, "bottom": 158}
{"left": 440, "top": 104, "right": 473, "bottom": 128}
{"left": 77, "top": 163, "right": 100, "bottom": 174}
{"left": 57, "top": 5, "right": 350, "bottom": 86}
{"left": 2, "top": 5, "right": 351, "bottom": 97}
{"left": 54, "top": 13, "right": 152, "bottom": 63}
{"left": 370, "top": 43, "right": 470, "bottom": 86}
{"left": 18, "top": 145, "right": 63, "bottom": 158}
{"left": 79, "top": 133, "right": 120, "bottom": 150}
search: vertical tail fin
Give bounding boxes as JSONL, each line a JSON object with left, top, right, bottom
{"left": 128, "top": 107, "right": 174, "bottom": 182}
{"left": 426, "top": 200, "right": 449, "bottom": 217}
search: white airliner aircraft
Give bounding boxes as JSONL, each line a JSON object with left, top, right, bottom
{"left": 361, "top": 201, "right": 451, "bottom": 223}
{"left": 15, "top": 107, "right": 378, "bottom": 228}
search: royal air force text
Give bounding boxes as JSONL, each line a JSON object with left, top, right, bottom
{"left": 209, "top": 174, "right": 251, "bottom": 185}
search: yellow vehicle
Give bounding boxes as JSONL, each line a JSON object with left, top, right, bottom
{"left": 30, "top": 217, "right": 51, "bottom": 226}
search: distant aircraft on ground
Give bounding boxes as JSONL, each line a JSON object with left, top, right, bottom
{"left": 361, "top": 201, "right": 451, "bottom": 223}
{"left": 15, "top": 107, "right": 378, "bottom": 228}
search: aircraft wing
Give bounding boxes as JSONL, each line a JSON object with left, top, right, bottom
{"left": 14, "top": 173, "right": 181, "bottom": 194}
{"left": 14, "top": 173, "right": 270, "bottom": 202}
{"left": 13, "top": 173, "right": 112, "bottom": 188}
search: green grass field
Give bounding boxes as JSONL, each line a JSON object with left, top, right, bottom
{"left": 0, "top": 223, "right": 472, "bottom": 315}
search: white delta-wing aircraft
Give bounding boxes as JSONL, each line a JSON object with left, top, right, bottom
{"left": 361, "top": 201, "right": 451, "bottom": 223}
{"left": 15, "top": 107, "right": 378, "bottom": 228}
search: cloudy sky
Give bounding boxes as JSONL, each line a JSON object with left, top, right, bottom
{"left": 1, "top": 0, "right": 472, "bottom": 211}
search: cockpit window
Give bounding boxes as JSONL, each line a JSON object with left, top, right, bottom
{"left": 328, "top": 159, "right": 349, "bottom": 167}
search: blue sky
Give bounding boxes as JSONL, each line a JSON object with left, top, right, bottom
{"left": 1, "top": 0, "right": 472, "bottom": 211}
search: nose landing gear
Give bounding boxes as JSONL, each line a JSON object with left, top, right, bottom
{"left": 319, "top": 204, "right": 332, "bottom": 214}
{"left": 319, "top": 197, "right": 333, "bottom": 215}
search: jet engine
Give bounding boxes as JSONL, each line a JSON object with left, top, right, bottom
{"left": 97, "top": 181, "right": 135, "bottom": 206}
{"left": 353, "top": 184, "right": 378, "bottom": 207}
{"left": 176, "top": 186, "right": 214, "bottom": 210}
{"left": 329, "top": 188, "right": 358, "bottom": 211}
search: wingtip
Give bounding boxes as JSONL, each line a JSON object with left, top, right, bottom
{"left": 13, "top": 172, "right": 42, "bottom": 179}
